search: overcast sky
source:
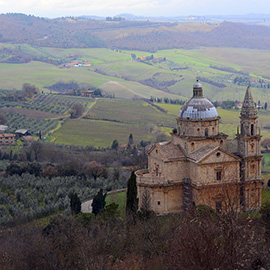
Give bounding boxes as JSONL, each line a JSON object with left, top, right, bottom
{"left": 1, "top": 0, "right": 270, "bottom": 18}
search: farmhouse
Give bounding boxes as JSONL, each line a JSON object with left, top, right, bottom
{"left": 0, "top": 133, "right": 16, "bottom": 145}
{"left": 136, "top": 81, "right": 263, "bottom": 214}
{"left": 81, "top": 90, "right": 94, "bottom": 97}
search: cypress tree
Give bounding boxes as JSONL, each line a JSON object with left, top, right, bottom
{"left": 69, "top": 192, "right": 81, "bottom": 215}
{"left": 126, "top": 171, "right": 138, "bottom": 217}
{"left": 91, "top": 188, "right": 106, "bottom": 216}
{"left": 128, "top": 133, "right": 133, "bottom": 146}
{"left": 111, "top": 139, "right": 119, "bottom": 150}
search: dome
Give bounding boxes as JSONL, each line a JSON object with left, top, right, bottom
{"left": 178, "top": 81, "right": 218, "bottom": 119}
{"left": 178, "top": 97, "right": 218, "bottom": 119}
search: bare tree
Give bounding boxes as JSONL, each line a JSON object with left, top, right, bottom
{"left": 22, "top": 83, "right": 39, "bottom": 99}
{"left": 141, "top": 189, "right": 151, "bottom": 212}
{"left": 70, "top": 103, "right": 84, "bottom": 118}
{"left": 29, "top": 141, "right": 43, "bottom": 161}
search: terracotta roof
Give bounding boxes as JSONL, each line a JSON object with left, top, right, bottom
{"left": 0, "top": 133, "right": 15, "bottom": 138}
{"left": 24, "top": 136, "right": 34, "bottom": 141}
{"left": 188, "top": 145, "right": 218, "bottom": 163}
{"left": 153, "top": 141, "right": 186, "bottom": 161}
{"left": 188, "top": 145, "right": 240, "bottom": 163}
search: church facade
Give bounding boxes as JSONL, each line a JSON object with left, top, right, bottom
{"left": 136, "top": 82, "right": 263, "bottom": 214}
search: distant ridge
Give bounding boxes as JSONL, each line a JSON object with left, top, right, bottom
{"left": 1, "top": 13, "right": 270, "bottom": 51}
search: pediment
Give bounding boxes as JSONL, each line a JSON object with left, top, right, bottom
{"left": 199, "top": 147, "right": 240, "bottom": 164}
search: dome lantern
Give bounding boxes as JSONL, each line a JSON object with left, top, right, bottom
{"left": 193, "top": 79, "right": 203, "bottom": 97}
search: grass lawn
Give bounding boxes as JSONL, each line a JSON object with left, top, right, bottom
{"left": 262, "top": 189, "right": 270, "bottom": 204}
{"left": 262, "top": 153, "right": 270, "bottom": 172}
{"left": 106, "top": 190, "right": 126, "bottom": 214}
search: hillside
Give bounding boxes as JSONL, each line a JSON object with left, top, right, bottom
{"left": 1, "top": 14, "right": 270, "bottom": 51}
{"left": 2, "top": 46, "right": 270, "bottom": 103}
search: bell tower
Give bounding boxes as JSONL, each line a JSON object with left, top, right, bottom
{"left": 237, "top": 86, "right": 262, "bottom": 210}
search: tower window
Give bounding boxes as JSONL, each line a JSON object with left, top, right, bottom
{"left": 251, "top": 124, "right": 254, "bottom": 136}
{"left": 216, "top": 171, "right": 222, "bottom": 181}
{"left": 157, "top": 201, "right": 160, "bottom": 205}
{"left": 155, "top": 165, "right": 159, "bottom": 176}
{"left": 205, "top": 128, "right": 208, "bottom": 136}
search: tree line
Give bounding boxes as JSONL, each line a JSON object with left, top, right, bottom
{"left": 0, "top": 198, "right": 270, "bottom": 269}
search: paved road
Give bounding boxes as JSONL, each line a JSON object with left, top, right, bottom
{"left": 81, "top": 199, "right": 93, "bottom": 213}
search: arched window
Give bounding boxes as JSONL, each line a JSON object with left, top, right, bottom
{"left": 205, "top": 128, "right": 208, "bottom": 136}
{"left": 251, "top": 124, "right": 254, "bottom": 136}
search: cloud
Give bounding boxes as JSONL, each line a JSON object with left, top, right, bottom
{"left": 1, "top": 0, "right": 161, "bottom": 11}
{"left": 1, "top": 0, "right": 270, "bottom": 17}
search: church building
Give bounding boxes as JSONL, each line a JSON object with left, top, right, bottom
{"left": 136, "top": 81, "right": 263, "bottom": 214}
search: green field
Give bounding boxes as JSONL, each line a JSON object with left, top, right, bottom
{"left": 1, "top": 45, "right": 270, "bottom": 104}
{"left": 53, "top": 118, "right": 155, "bottom": 147}
{"left": 53, "top": 99, "right": 179, "bottom": 147}
{"left": 88, "top": 99, "right": 175, "bottom": 127}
